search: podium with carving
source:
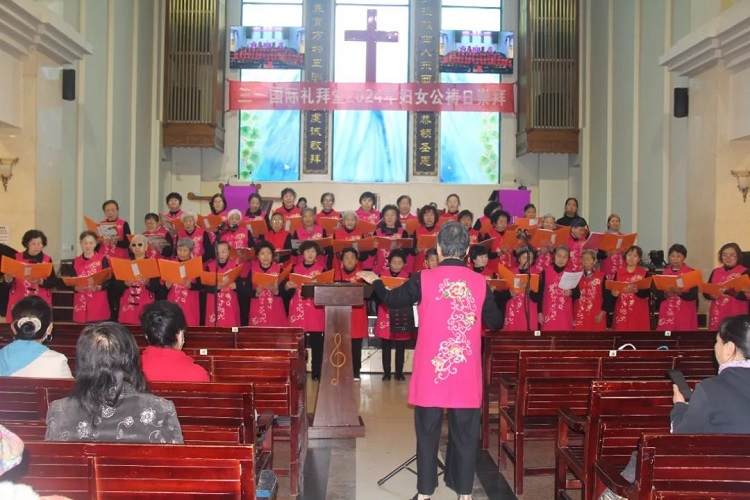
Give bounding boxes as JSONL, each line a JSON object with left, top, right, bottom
{"left": 303, "top": 283, "right": 366, "bottom": 439}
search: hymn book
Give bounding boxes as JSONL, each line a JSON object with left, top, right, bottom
{"left": 109, "top": 257, "right": 160, "bottom": 281}
{"left": 158, "top": 257, "right": 203, "bottom": 283}
{"left": 61, "top": 268, "right": 112, "bottom": 288}
{"left": 529, "top": 227, "right": 570, "bottom": 249}
{"left": 605, "top": 277, "right": 653, "bottom": 293}
{"left": 317, "top": 217, "right": 340, "bottom": 235}
{"left": 0, "top": 257, "right": 54, "bottom": 280}
{"left": 652, "top": 270, "right": 702, "bottom": 291}
{"left": 244, "top": 219, "right": 268, "bottom": 237}
{"left": 381, "top": 276, "right": 407, "bottom": 289}
{"left": 201, "top": 266, "right": 243, "bottom": 287}
{"left": 84, "top": 216, "right": 118, "bottom": 239}
{"left": 497, "top": 264, "right": 540, "bottom": 293}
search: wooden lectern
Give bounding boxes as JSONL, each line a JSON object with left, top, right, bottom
{"left": 303, "top": 283, "right": 366, "bottom": 439}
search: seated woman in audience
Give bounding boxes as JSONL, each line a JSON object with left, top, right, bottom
{"left": 4, "top": 230, "right": 57, "bottom": 322}
{"left": 397, "top": 195, "right": 416, "bottom": 223}
{"left": 143, "top": 212, "right": 173, "bottom": 259}
{"left": 440, "top": 193, "right": 461, "bottom": 223}
{"left": 473, "top": 200, "right": 502, "bottom": 233}
{"left": 72, "top": 230, "right": 111, "bottom": 323}
{"left": 335, "top": 247, "right": 368, "bottom": 380}
{"left": 209, "top": 193, "right": 228, "bottom": 219}
{"left": 165, "top": 238, "right": 202, "bottom": 327}
{"left": 598, "top": 213, "right": 624, "bottom": 280}
{"left": 165, "top": 192, "right": 184, "bottom": 219}
{"left": 286, "top": 241, "right": 327, "bottom": 380}
{"left": 574, "top": 250, "right": 607, "bottom": 331}
{"left": 115, "top": 234, "right": 162, "bottom": 325}
{"left": 412, "top": 205, "right": 440, "bottom": 272}
{"left": 263, "top": 212, "right": 293, "bottom": 264}
{"left": 556, "top": 197, "right": 584, "bottom": 227}
{"left": 274, "top": 187, "right": 302, "bottom": 219}
{"left": 565, "top": 217, "right": 588, "bottom": 272}
{"left": 375, "top": 250, "right": 413, "bottom": 381}
{"left": 501, "top": 246, "right": 540, "bottom": 330}
{"left": 656, "top": 244, "right": 698, "bottom": 331}
{"left": 45, "top": 321, "right": 183, "bottom": 443}
{"left": 140, "top": 301, "right": 209, "bottom": 382}
{"left": 458, "top": 210, "right": 480, "bottom": 244}
{"left": 0, "top": 297, "right": 72, "bottom": 378}
{"left": 355, "top": 191, "right": 380, "bottom": 225}
{"left": 204, "top": 241, "right": 242, "bottom": 327}
{"left": 249, "top": 241, "right": 289, "bottom": 327}
{"left": 609, "top": 245, "right": 651, "bottom": 331}
{"left": 704, "top": 242, "right": 749, "bottom": 330}
{"left": 244, "top": 192, "right": 269, "bottom": 228}
{"left": 177, "top": 211, "right": 214, "bottom": 260}
{"left": 316, "top": 192, "right": 340, "bottom": 222}
{"left": 538, "top": 245, "right": 580, "bottom": 331}
{"left": 99, "top": 199, "right": 131, "bottom": 259}
{"left": 373, "top": 204, "right": 409, "bottom": 275}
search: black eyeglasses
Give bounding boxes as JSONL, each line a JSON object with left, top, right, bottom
{"left": 130, "top": 243, "right": 144, "bottom": 247}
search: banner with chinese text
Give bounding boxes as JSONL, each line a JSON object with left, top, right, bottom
{"left": 412, "top": 0, "right": 440, "bottom": 176}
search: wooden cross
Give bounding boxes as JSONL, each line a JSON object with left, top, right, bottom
{"left": 344, "top": 9, "right": 399, "bottom": 83}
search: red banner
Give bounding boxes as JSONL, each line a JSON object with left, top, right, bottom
{"left": 228, "top": 81, "right": 515, "bottom": 113}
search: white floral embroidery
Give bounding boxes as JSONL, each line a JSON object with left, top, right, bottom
{"left": 76, "top": 421, "right": 91, "bottom": 439}
{"left": 140, "top": 407, "right": 156, "bottom": 425}
{"left": 431, "top": 279, "right": 476, "bottom": 384}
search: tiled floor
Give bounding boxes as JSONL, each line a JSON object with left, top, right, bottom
{"left": 277, "top": 374, "right": 560, "bottom": 500}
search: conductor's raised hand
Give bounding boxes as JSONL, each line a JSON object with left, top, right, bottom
{"left": 357, "top": 271, "right": 381, "bottom": 284}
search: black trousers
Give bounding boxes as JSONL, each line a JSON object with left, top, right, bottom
{"left": 351, "top": 338, "right": 362, "bottom": 377}
{"left": 414, "top": 406, "right": 480, "bottom": 496}
{"left": 381, "top": 339, "right": 405, "bottom": 375}
{"left": 307, "top": 332, "right": 324, "bottom": 378}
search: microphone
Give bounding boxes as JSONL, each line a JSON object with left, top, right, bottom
{"left": 226, "top": 174, "right": 238, "bottom": 185}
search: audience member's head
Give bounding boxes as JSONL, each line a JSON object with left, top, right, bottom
{"left": 141, "top": 301, "right": 187, "bottom": 350}
{"left": 716, "top": 315, "right": 750, "bottom": 364}
{"left": 10, "top": 296, "right": 53, "bottom": 342}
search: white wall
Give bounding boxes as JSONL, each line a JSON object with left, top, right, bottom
{"left": 0, "top": 53, "right": 23, "bottom": 128}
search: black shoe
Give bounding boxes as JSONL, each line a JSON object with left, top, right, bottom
{"left": 410, "top": 495, "right": 429, "bottom": 500}
{"left": 395, "top": 374, "right": 406, "bottom": 381}
{"left": 382, "top": 374, "right": 391, "bottom": 381}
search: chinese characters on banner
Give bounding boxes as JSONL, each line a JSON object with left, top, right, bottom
{"left": 228, "top": 81, "right": 514, "bottom": 113}
{"left": 303, "top": 0, "right": 332, "bottom": 175}
{"left": 412, "top": 0, "right": 441, "bottom": 176}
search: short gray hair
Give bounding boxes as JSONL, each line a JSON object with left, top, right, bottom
{"left": 437, "top": 221, "right": 469, "bottom": 259}
{"left": 176, "top": 237, "right": 195, "bottom": 251}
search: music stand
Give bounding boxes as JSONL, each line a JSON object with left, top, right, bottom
{"left": 377, "top": 453, "right": 445, "bottom": 486}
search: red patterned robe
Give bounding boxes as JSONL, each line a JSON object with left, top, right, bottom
{"left": 118, "top": 262, "right": 157, "bottom": 325}
{"left": 6, "top": 252, "right": 54, "bottom": 322}
{"left": 335, "top": 265, "right": 368, "bottom": 340}
{"left": 612, "top": 267, "right": 650, "bottom": 331}
{"left": 486, "top": 228, "right": 517, "bottom": 273}
{"left": 600, "top": 250, "right": 624, "bottom": 280}
{"left": 204, "top": 259, "right": 241, "bottom": 327}
{"left": 143, "top": 227, "right": 172, "bottom": 259}
{"left": 177, "top": 227, "right": 212, "bottom": 258}
{"left": 376, "top": 268, "right": 413, "bottom": 340}
{"left": 503, "top": 266, "right": 539, "bottom": 330}
{"left": 373, "top": 227, "right": 408, "bottom": 275}
{"left": 99, "top": 217, "right": 129, "bottom": 259}
{"left": 656, "top": 264, "right": 698, "bottom": 331}
{"left": 574, "top": 270, "right": 605, "bottom": 331}
{"left": 540, "top": 265, "right": 575, "bottom": 331}
{"left": 355, "top": 207, "right": 380, "bottom": 225}
{"left": 707, "top": 264, "right": 749, "bottom": 330}
{"left": 412, "top": 224, "right": 439, "bottom": 273}
{"left": 72, "top": 252, "right": 110, "bottom": 323}
{"left": 166, "top": 257, "right": 202, "bottom": 327}
{"left": 565, "top": 235, "right": 585, "bottom": 272}
{"left": 288, "top": 260, "right": 326, "bottom": 332}
{"left": 249, "top": 261, "right": 289, "bottom": 327}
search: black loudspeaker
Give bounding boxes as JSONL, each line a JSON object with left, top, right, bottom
{"left": 62, "top": 69, "right": 76, "bottom": 101}
{"left": 673, "top": 87, "right": 688, "bottom": 118}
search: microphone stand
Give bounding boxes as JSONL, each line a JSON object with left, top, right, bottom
{"left": 523, "top": 267, "right": 532, "bottom": 331}
{"left": 213, "top": 222, "right": 228, "bottom": 328}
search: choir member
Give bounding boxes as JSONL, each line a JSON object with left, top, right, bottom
{"left": 610, "top": 245, "right": 651, "bottom": 331}
{"left": 220, "top": 209, "right": 254, "bottom": 251}
{"left": 244, "top": 192, "right": 270, "bottom": 228}
{"left": 425, "top": 248, "right": 439, "bottom": 269}
{"left": 704, "top": 242, "right": 749, "bottom": 330}
{"left": 143, "top": 213, "right": 173, "bottom": 259}
{"left": 355, "top": 191, "right": 380, "bottom": 224}
{"left": 316, "top": 192, "right": 341, "bottom": 221}
{"left": 116, "top": 234, "right": 161, "bottom": 325}
{"left": 293, "top": 207, "right": 328, "bottom": 268}
{"left": 440, "top": 193, "right": 461, "bottom": 223}
{"left": 502, "top": 246, "right": 540, "bottom": 330}
{"left": 565, "top": 217, "right": 587, "bottom": 272}
{"left": 538, "top": 245, "right": 580, "bottom": 331}
{"left": 263, "top": 212, "right": 293, "bottom": 265}
{"left": 177, "top": 211, "right": 214, "bottom": 260}
{"left": 397, "top": 195, "right": 416, "bottom": 223}
{"left": 249, "top": 241, "right": 289, "bottom": 327}
{"left": 71, "top": 230, "right": 110, "bottom": 323}
{"left": 556, "top": 197, "right": 585, "bottom": 227}
{"left": 204, "top": 240, "right": 242, "bottom": 327}
{"left": 459, "top": 210, "right": 480, "bottom": 245}
{"left": 469, "top": 246, "right": 496, "bottom": 279}
{"left": 532, "top": 214, "right": 557, "bottom": 274}
{"left": 656, "top": 244, "right": 699, "bottom": 331}
{"left": 335, "top": 247, "right": 368, "bottom": 380}
{"left": 598, "top": 213, "right": 624, "bottom": 280}
{"left": 209, "top": 193, "right": 228, "bottom": 218}
{"left": 375, "top": 250, "right": 413, "bottom": 381}
{"left": 165, "top": 192, "right": 184, "bottom": 219}
{"left": 165, "top": 238, "right": 202, "bottom": 327}
{"left": 373, "top": 204, "right": 409, "bottom": 275}
{"left": 412, "top": 204, "right": 440, "bottom": 272}
{"left": 4, "top": 230, "right": 56, "bottom": 322}
{"left": 523, "top": 203, "right": 537, "bottom": 219}
{"left": 473, "top": 200, "right": 502, "bottom": 233}
{"left": 274, "top": 187, "right": 302, "bottom": 218}
{"left": 286, "top": 240, "right": 327, "bottom": 380}
{"left": 573, "top": 249, "right": 607, "bottom": 331}
{"left": 296, "top": 197, "right": 308, "bottom": 210}
{"left": 485, "top": 210, "right": 517, "bottom": 271}
{"left": 99, "top": 199, "right": 131, "bottom": 259}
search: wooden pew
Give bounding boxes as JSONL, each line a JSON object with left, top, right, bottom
{"left": 481, "top": 329, "right": 716, "bottom": 450}
{"left": 593, "top": 434, "right": 750, "bottom": 499}
{"left": 497, "top": 348, "right": 713, "bottom": 495}
{"left": 555, "top": 380, "right": 684, "bottom": 500}
{"left": 3, "top": 441, "right": 266, "bottom": 499}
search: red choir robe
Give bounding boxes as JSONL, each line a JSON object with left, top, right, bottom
{"left": 166, "top": 257, "right": 202, "bottom": 327}
{"left": 72, "top": 252, "right": 110, "bottom": 323}
{"left": 143, "top": 227, "right": 173, "bottom": 259}
{"left": 288, "top": 260, "right": 326, "bottom": 332}
{"left": 486, "top": 229, "right": 517, "bottom": 272}
{"left": 177, "top": 227, "right": 212, "bottom": 259}
{"left": 565, "top": 235, "right": 585, "bottom": 272}
{"left": 656, "top": 264, "right": 698, "bottom": 331}
{"left": 249, "top": 260, "right": 289, "bottom": 327}
{"left": 6, "top": 252, "right": 55, "bottom": 322}
{"left": 707, "top": 264, "right": 749, "bottom": 330}
{"left": 220, "top": 226, "right": 252, "bottom": 250}
{"left": 540, "top": 264, "right": 577, "bottom": 331}
{"left": 316, "top": 209, "right": 341, "bottom": 223}
{"left": 118, "top": 262, "right": 159, "bottom": 325}
{"left": 376, "top": 268, "right": 413, "bottom": 341}
{"left": 612, "top": 266, "right": 650, "bottom": 331}
{"left": 439, "top": 210, "right": 460, "bottom": 224}
{"left": 373, "top": 226, "right": 408, "bottom": 275}
{"left": 204, "top": 259, "right": 241, "bottom": 327}
{"left": 293, "top": 224, "right": 327, "bottom": 267}
{"left": 533, "top": 249, "right": 553, "bottom": 275}
{"left": 335, "top": 264, "right": 368, "bottom": 340}
{"left": 262, "top": 229, "right": 292, "bottom": 253}
{"left": 468, "top": 229, "right": 481, "bottom": 245}
{"left": 274, "top": 205, "right": 302, "bottom": 218}
{"left": 333, "top": 226, "right": 366, "bottom": 272}
{"left": 99, "top": 217, "right": 130, "bottom": 259}
{"left": 600, "top": 248, "right": 625, "bottom": 281}
{"left": 503, "top": 266, "right": 540, "bottom": 331}
{"left": 574, "top": 269, "right": 606, "bottom": 331}
{"left": 355, "top": 207, "right": 380, "bottom": 225}
{"left": 412, "top": 224, "right": 439, "bottom": 273}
